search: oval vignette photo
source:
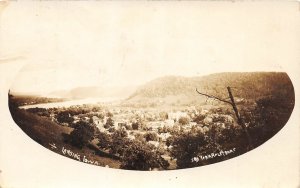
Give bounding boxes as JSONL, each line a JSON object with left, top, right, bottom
{"left": 8, "top": 67, "right": 295, "bottom": 171}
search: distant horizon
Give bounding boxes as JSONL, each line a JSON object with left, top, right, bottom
{"left": 10, "top": 71, "right": 285, "bottom": 97}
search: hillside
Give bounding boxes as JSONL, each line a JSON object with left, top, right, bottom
{"left": 9, "top": 106, "right": 121, "bottom": 168}
{"left": 125, "top": 72, "right": 294, "bottom": 106}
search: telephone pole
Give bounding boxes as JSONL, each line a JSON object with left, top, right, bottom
{"left": 196, "top": 87, "right": 253, "bottom": 150}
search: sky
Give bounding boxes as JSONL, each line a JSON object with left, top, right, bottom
{"left": 1, "top": 1, "right": 299, "bottom": 95}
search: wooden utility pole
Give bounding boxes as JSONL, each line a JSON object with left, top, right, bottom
{"left": 196, "top": 87, "right": 253, "bottom": 150}
{"left": 226, "top": 87, "right": 253, "bottom": 150}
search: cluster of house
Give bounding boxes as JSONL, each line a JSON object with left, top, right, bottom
{"left": 47, "top": 105, "right": 236, "bottom": 149}
{"left": 90, "top": 108, "right": 194, "bottom": 131}
{"left": 86, "top": 107, "right": 235, "bottom": 143}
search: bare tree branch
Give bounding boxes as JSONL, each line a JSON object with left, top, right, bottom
{"left": 195, "top": 88, "right": 233, "bottom": 105}
{"left": 196, "top": 87, "right": 253, "bottom": 150}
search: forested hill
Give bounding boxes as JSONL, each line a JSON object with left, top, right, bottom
{"left": 126, "top": 72, "right": 294, "bottom": 104}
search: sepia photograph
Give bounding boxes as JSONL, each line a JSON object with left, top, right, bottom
{"left": 0, "top": 1, "right": 299, "bottom": 187}
{"left": 8, "top": 69, "right": 295, "bottom": 170}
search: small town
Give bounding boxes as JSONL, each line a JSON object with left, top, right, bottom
{"left": 8, "top": 72, "right": 294, "bottom": 170}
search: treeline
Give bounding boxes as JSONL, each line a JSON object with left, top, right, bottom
{"left": 128, "top": 72, "right": 293, "bottom": 104}
{"left": 8, "top": 94, "right": 66, "bottom": 107}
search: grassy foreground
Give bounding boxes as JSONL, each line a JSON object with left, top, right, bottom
{"left": 9, "top": 107, "right": 121, "bottom": 168}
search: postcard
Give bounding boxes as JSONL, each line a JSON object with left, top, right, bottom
{"left": 0, "top": 1, "right": 299, "bottom": 187}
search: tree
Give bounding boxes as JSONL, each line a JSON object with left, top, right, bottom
{"left": 193, "top": 114, "right": 205, "bottom": 124}
{"left": 105, "top": 117, "right": 114, "bottom": 128}
{"left": 56, "top": 111, "right": 74, "bottom": 125}
{"left": 109, "top": 129, "right": 129, "bottom": 156}
{"left": 131, "top": 122, "right": 139, "bottom": 130}
{"left": 120, "top": 140, "right": 169, "bottom": 170}
{"left": 97, "top": 131, "right": 111, "bottom": 150}
{"left": 245, "top": 92, "right": 295, "bottom": 147}
{"left": 144, "top": 132, "right": 159, "bottom": 142}
{"left": 196, "top": 87, "right": 253, "bottom": 150}
{"left": 108, "top": 127, "right": 116, "bottom": 133}
{"left": 178, "top": 117, "right": 189, "bottom": 125}
{"left": 107, "top": 111, "right": 113, "bottom": 117}
{"left": 67, "top": 121, "right": 96, "bottom": 149}
{"left": 169, "top": 131, "right": 208, "bottom": 169}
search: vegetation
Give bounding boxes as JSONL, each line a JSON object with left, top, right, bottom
{"left": 169, "top": 131, "right": 208, "bottom": 168}
{"left": 65, "top": 120, "right": 97, "bottom": 149}
{"left": 8, "top": 72, "right": 295, "bottom": 170}
{"left": 7, "top": 94, "right": 66, "bottom": 107}
{"left": 178, "top": 117, "right": 189, "bottom": 125}
{"left": 120, "top": 140, "right": 169, "bottom": 170}
{"left": 144, "top": 132, "right": 159, "bottom": 142}
{"left": 126, "top": 72, "right": 293, "bottom": 106}
{"left": 57, "top": 111, "right": 74, "bottom": 125}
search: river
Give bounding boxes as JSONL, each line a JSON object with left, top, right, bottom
{"left": 19, "top": 97, "right": 123, "bottom": 109}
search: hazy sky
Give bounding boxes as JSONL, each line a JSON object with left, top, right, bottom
{"left": 1, "top": 1, "right": 299, "bottom": 95}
